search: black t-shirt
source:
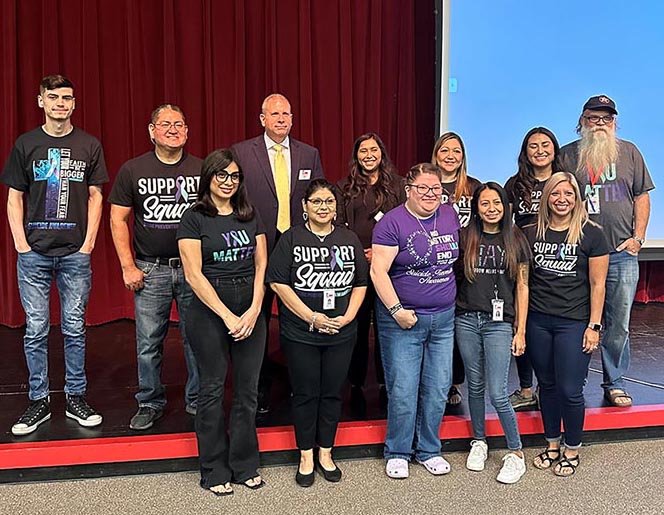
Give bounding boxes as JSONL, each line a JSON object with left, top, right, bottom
{"left": 266, "top": 224, "right": 369, "bottom": 346}
{"left": 524, "top": 223, "right": 610, "bottom": 320}
{"left": 1, "top": 127, "right": 109, "bottom": 256}
{"left": 456, "top": 230, "right": 531, "bottom": 323}
{"left": 176, "top": 208, "right": 266, "bottom": 279}
{"left": 504, "top": 175, "right": 549, "bottom": 228}
{"left": 337, "top": 173, "right": 405, "bottom": 248}
{"left": 441, "top": 176, "right": 482, "bottom": 228}
{"left": 109, "top": 151, "right": 202, "bottom": 258}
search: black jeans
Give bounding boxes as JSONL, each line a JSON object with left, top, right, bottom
{"left": 347, "top": 282, "right": 384, "bottom": 387}
{"left": 282, "top": 336, "right": 355, "bottom": 449}
{"left": 185, "top": 276, "right": 266, "bottom": 487}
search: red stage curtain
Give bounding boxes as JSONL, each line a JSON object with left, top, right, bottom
{"left": 0, "top": 0, "right": 436, "bottom": 327}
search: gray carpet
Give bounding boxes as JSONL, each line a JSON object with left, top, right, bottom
{"left": 2, "top": 439, "right": 662, "bottom": 515}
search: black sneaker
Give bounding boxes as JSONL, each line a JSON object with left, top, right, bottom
{"left": 509, "top": 389, "right": 538, "bottom": 411}
{"left": 65, "top": 395, "right": 103, "bottom": 427}
{"left": 12, "top": 398, "right": 51, "bottom": 436}
{"left": 130, "top": 406, "right": 163, "bottom": 430}
{"left": 257, "top": 389, "right": 270, "bottom": 415}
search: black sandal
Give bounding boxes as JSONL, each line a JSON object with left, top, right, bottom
{"left": 533, "top": 448, "right": 561, "bottom": 469}
{"left": 554, "top": 453, "right": 579, "bottom": 477}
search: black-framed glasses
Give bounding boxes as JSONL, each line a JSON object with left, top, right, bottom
{"left": 306, "top": 198, "right": 337, "bottom": 208}
{"left": 152, "top": 121, "right": 186, "bottom": 131}
{"left": 407, "top": 183, "right": 443, "bottom": 196}
{"left": 214, "top": 171, "right": 241, "bottom": 184}
{"left": 583, "top": 115, "right": 615, "bottom": 124}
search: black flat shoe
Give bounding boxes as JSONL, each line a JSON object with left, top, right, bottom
{"left": 295, "top": 469, "right": 315, "bottom": 487}
{"left": 317, "top": 462, "right": 342, "bottom": 482}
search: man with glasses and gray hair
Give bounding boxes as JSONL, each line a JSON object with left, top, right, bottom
{"left": 560, "top": 95, "right": 655, "bottom": 408}
{"left": 232, "top": 93, "right": 325, "bottom": 414}
{"left": 109, "top": 104, "right": 202, "bottom": 429}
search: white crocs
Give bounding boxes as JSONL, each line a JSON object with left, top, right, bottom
{"left": 386, "top": 458, "right": 409, "bottom": 479}
{"left": 416, "top": 455, "right": 451, "bottom": 475}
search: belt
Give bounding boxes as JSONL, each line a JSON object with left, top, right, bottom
{"left": 136, "top": 255, "right": 181, "bottom": 268}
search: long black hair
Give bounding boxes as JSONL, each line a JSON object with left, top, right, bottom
{"left": 464, "top": 182, "right": 529, "bottom": 282}
{"left": 514, "top": 127, "right": 564, "bottom": 210}
{"left": 192, "top": 148, "right": 255, "bottom": 221}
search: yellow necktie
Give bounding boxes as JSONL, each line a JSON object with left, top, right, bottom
{"left": 274, "top": 144, "right": 290, "bottom": 232}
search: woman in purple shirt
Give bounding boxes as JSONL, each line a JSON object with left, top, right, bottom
{"left": 371, "top": 163, "right": 460, "bottom": 479}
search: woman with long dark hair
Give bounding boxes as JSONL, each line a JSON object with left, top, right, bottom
{"left": 338, "top": 133, "right": 404, "bottom": 411}
{"left": 455, "top": 182, "right": 531, "bottom": 484}
{"left": 178, "top": 149, "right": 267, "bottom": 496}
{"left": 504, "top": 127, "right": 564, "bottom": 411}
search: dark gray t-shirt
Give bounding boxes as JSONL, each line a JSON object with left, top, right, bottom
{"left": 559, "top": 139, "right": 655, "bottom": 250}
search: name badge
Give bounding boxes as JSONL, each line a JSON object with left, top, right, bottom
{"left": 374, "top": 210, "right": 385, "bottom": 222}
{"left": 492, "top": 298, "right": 504, "bottom": 322}
{"left": 586, "top": 189, "right": 600, "bottom": 215}
{"left": 323, "top": 289, "right": 336, "bottom": 310}
{"left": 299, "top": 169, "right": 312, "bottom": 180}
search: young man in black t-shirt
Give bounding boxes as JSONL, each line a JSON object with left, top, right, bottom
{"left": 109, "top": 104, "right": 202, "bottom": 430}
{"left": 2, "top": 75, "right": 109, "bottom": 435}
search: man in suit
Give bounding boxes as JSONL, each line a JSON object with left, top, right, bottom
{"left": 232, "top": 93, "right": 325, "bottom": 413}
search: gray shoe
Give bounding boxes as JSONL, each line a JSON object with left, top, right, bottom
{"left": 130, "top": 407, "right": 163, "bottom": 430}
{"left": 509, "top": 389, "right": 538, "bottom": 411}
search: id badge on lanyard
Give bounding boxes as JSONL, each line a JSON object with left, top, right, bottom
{"left": 491, "top": 286, "right": 504, "bottom": 322}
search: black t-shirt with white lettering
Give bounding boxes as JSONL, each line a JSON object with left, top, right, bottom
{"left": 176, "top": 208, "right": 265, "bottom": 279}
{"left": 456, "top": 230, "right": 531, "bottom": 323}
{"left": 1, "top": 127, "right": 109, "bottom": 256}
{"left": 266, "top": 224, "right": 369, "bottom": 346}
{"left": 504, "top": 175, "right": 549, "bottom": 228}
{"left": 441, "top": 176, "right": 482, "bottom": 228}
{"left": 524, "top": 223, "right": 610, "bottom": 320}
{"left": 109, "top": 151, "right": 202, "bottom": 258}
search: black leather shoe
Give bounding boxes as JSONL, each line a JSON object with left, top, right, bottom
{"left": 317, "top": 462, "right": 342, "bottom": 482}
{"left": 295, "top": 469, "right": 315, "bottom": 487}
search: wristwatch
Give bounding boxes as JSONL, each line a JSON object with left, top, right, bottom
{"left": 587, "top": 322, "right": 603, "bottom": 332}
{"left": 633, "top": 236, "right": 645, "bottom": 245}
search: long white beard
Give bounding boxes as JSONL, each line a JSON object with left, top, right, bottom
{"left": 578, "top": 126, "right": 618, "bottom": 173}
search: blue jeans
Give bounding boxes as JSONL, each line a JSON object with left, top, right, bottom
{"left": 134, "top": 259, "right": 198, "bottom": 410}
{"left": 17, "top": 250, "right": 92, "bottom": 400}
{"left": 526, "top": 310, "right": 589, "bottom": 449}
{"left": 377, "top": 302, "right": 454, "bottom": 461}
{"left": 602, "top": 251, "right": 639, "bottom": 391}
{"left": 455, "top": 312, "right": 522, "bottom": 451}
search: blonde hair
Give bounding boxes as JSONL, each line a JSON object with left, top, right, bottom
{"left": 536, "top": 172, "right": 590, "bottom": 246}
{"left": 431, "top": 131, "right": 471, "bottom": 200}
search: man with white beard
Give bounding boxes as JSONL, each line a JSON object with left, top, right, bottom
{"left": 560, "top": 95, "right": 654, "bottom": 408}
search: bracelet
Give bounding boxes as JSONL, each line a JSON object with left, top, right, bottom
{"left": 309, "top": 312, "right": 318, "bottom": 332}
{"left": 388, "top": 302, "right": 403, "bottom": 316}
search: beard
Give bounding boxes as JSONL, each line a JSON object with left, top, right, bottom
{"left": 578, "top": 126, "right": 618, "bottom": 173}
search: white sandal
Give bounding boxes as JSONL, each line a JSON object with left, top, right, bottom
{"left": 416, "top": 456, "right": 451, "bottom": 475}
{"left": 386, "top": 458, "right": 409, "bottom": 479}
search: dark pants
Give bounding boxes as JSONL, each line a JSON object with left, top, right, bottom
{"left": 257, "top": 288, "right": 277, "bottom": 397}
{"left": 282, "top": 337, "right": 355, "bottom": 450}
{"left": 185, "top": 276, "right": 266, "bottom": 487}
{"left": 452, "top": 337, "right": 465, "bottom": 385}
{"left": 515, "top": 353, "right": 534, "bottom": 390}
{"left": 526, "top": 310, "right": 590, "bottom": 449}
{"left": 347, "top": 282, "right": 384, "bottom": 387}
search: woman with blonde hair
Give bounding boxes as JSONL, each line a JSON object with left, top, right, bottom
{"left": 524, "top": 172, "right": 609, "bottom": 477}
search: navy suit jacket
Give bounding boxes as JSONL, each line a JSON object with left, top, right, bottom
{"left": 232, "top": 135, "right": 325, "bottom": 252}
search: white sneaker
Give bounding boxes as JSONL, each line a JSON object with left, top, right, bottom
{"left": 466, "top": 440, "right": 488, "bottom": 471}
{"left": 496, "top": 452, "right": 526, "bottom": 484}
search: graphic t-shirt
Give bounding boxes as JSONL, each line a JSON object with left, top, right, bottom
{"left": 1, "top": 127, "right": 109, "bottom": 256}
{"left": 266, "top": 225, "right": 368, "bottom": 346}
{"left": 524, "top": 223, "right": 610, "bottom": 320}
{"left": 504, "top": 175, "right": 549, "bottom": 228}
{"left": 456, "top": 231, "right": 531, "bottom": 324}
{"left": 560, "top": 139, "right": 655, "bottom": 250}
{"left": 176, "top": 209, "right": 265, "bottom": 279}
{"left": 372, "top": 204, "right": 460, "bottom": 314}
{"left": 337, "top": 173, "right": 405, "bottom": 248}
{"left": 109, "top": 151, "right": 202, "bottom": 258}
{"left": 441, "top": 176, "right": 482, "bottom": 228}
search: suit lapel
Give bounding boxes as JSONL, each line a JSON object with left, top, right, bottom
{"left": 290, "top": 139, "right": 300, "bottom": 195}
{"left": 252, "top": 138, "right": 277, "bottom": 198}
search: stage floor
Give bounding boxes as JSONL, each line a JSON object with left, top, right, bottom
{"left": 1, "top": 303, "right": 663, "bottom": 481}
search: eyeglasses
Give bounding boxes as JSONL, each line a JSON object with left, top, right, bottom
{"left": 407, "top": 184, "right": 443, "bottom": 196}
{"left": 583, "top": 115, "right": 615, "bottom": 124}
{"left": 307, "top": 198, "right": 337, "bottom": 208}
{"left": 214, "top": 171, "right": 241, "bottom": 183}
{"left": 152, "top": 121, "right": 186, "bottom": 131}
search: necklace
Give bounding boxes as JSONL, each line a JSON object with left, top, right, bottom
{"left": 306, "top": 222, "right": 334, "bottom": 242}
{"left": 408, "top": 207, "right": 439, "bottom": 242}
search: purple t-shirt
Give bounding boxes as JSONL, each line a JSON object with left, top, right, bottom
{"left": 372, "top": 204, "right": 460, "bottom": 314}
